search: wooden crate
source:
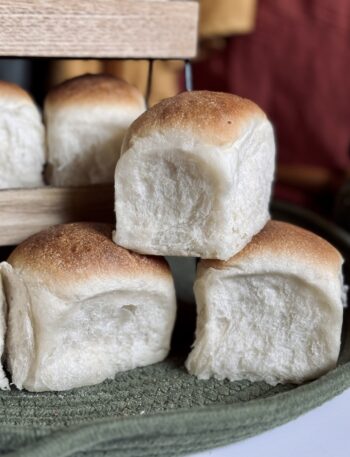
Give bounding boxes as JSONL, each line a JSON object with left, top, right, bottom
{"left": 0, "top": 0, "right": 199, "bottom": 246}
{"left": 0, "top": 185, "right": 114, "bottom": 246}
{"left": 0, "top": 0, "right": 199, "bottom": 58}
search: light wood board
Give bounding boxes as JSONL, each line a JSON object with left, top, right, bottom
{"left": 0, "top": 185, "right": 114, "bottom": 246}
{"left": 0, "top": 0, "right": 199, "bottom": 58}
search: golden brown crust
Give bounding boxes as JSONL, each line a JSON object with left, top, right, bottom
{"left": 0, "top": 80, "right": 33, "bottom": 103}
{"left": 44, "top": 74, "right": 145, "bottom": 110}
{"left": 201, "top": 221, "right": 342, "bottom": 271}
{"left": 123, "top": 90, "right": 266, "bottom": 148}
{"left": 8, "top": 223, "right": 171, "bottom": 282}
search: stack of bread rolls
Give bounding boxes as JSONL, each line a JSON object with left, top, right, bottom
{"left": 0, "top": 84, "right": 345, "bottom": 392}
{"left": 114, "top": 90, "right": 345, "bottom": 386}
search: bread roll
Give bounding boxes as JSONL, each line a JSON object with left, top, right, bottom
{"left": 0, "top": 80, "right": 45, "bottom": 188}
{"left": 186, "top": 221, "right": 345, "bottom": 385}
{"left": 44, "top": 74, "right": 146, "bottom": 186}
{"left": 114, "top": 90, "right": 275, "bottom": 260}
{"left": 0, "top": 279, "right": 9, "bottom": 390}
{"left": 1, "top": 223, "right": 176, "bottom": 392}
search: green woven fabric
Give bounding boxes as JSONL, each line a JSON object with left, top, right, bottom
{"left": 0, "top": 202, "right": 349, "bottom": 457}
{"left": 0, "top": 353, "right": 350, "bottom": 457}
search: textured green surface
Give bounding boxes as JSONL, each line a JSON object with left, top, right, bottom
{"left": 0, "top": 354, "right": 295, "bottom": 452}
{"left": 0, "top": 201, "right": 349, "bottom": 457}
{"left": 0, "top": 356, "right": 293, "bottom": 429}
{"left": 0, "top": 357, "right": 350, "bottom": 457}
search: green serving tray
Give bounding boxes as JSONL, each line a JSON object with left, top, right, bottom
{"left": 0, "top": 200, "right": 349, "bottom": 457}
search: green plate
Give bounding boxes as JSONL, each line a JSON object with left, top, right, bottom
{"left": 0, "top": 200, "right": 349, "bottom": 457}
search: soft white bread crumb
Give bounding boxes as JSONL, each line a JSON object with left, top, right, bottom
{"left": 114, "top": 90, "right": 275, "bottom": 260}
{"left": 186, "top": 221, "right": 345, "bottom": 385}
{"left": 2, "top": 223, "right": 176, "bottom": 392}
{"left": 0, "top": 80, "right": 45, "bottom": 188}
{"left": 44, "top": 74, "right": 146, "bottom": 186}
{"left": 0, "top": 274, "right": 9, "bottom": 390}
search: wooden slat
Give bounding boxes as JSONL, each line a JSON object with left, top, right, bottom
{"left": 0, "top": 0, "right": 199, "bottom": 58}
{"left": 0, "top": 185, "right": 114, "bottom": 246}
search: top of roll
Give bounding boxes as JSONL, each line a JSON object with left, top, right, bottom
{"left": 201, "top": 221, "right": 343, "bottom": 272}
{"left": 0, "top": 80, "right": 34, "bottom": 104}
{"left": 44, "top": 74, "right": 145, "bottom": 110}
{"left": 8, "top": 223, "right": 171, "bottom": 284}
{"left": 122, "top": 90, "right": 266, "bottom": 149}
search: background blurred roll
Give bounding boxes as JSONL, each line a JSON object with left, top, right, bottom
{"left": 44, "top": 74, "right": 145, "bottom": 186}
{"left": 0, "top": 80, "right": 45, "bottom": 188}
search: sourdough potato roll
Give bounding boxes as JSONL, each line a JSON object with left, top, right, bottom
{"left": 114, "top": 90, "right": 275, "bottom": 260}
{"left": 0, "top": 278, "right": 9, "bottom": 390}
{"left": 186, "top": 221, "right": 345, "bottom": 385}
{"left": 0, "top": 80, "right": 45, "bottom": 188}
{"left": 2, "top": 223, "right": 176, "bottom": 392}
{"left": 44, "top": 74, "right": 145, "bottom": 186}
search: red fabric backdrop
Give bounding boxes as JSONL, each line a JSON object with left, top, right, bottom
{"left": 193, "top": 0, "right": 350, "bottom": 210}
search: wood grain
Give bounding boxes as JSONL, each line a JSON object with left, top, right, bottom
{"left": 0, "top": 185, "right": 114, "bottom": 246}
{"left": 0, "top": 0, "right": 199, "bottom": 58}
